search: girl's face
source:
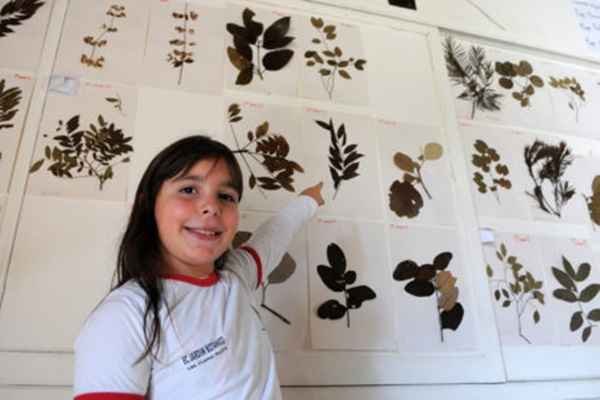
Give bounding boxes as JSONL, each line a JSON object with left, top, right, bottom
{"left": 154, "top": 157, "right": 240, "bottom": 278}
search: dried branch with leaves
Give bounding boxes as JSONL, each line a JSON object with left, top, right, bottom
{"left": 227, "top": 103, "right": 303, "bottom": 197}
{"left": 471, "top": 139, "right": 511, "bottom": 203}
{"left": 105, "top": 93, "right": 124, "bottom": 115}
{"left": 0, "top": 78, "right": 22, "bottom": 161}
{"left": 226, "top": 8, "right": 294, "bottom": 85}
{"left": 552, "top": 256, "right": 600, "bottom": 343}
{"left": 81, "top": 5, "right": 126, "bottom": 69}
{"left": 549, "top": 76, "right": 586, "bottom": 122}
{"left": 443, "top": 36, "right": 501, "bottom": 119}
{"left": 584, "top": 175, "right": 600, "bottom": 231}
{"left": 495, "top": 60, "right": 544, "bottom": 108}
{"left": 524, "top": 139, "right": 575, "bottom": 218}
{"left": 167, "top": 2, "right": 198, "bottom": 85}
{"left": 29, "top": 114, "right": 133, "bottom": 190}
{"left": 393, "top": 252, "right": 464, "bottom": 342}
{"left": 0, "top": 0, "right": 45, "bottom": 38}
{"left": 486, "top": 242, "right": 544, "bottom": 344}
{"left": 388, "top": 142, "right": 443, "bottom": 219}
{"left": 305, "top": 17, "right": 366, "bottom": 100}
{"left": 317, "top": 243, "right": 376, "bottom": 328}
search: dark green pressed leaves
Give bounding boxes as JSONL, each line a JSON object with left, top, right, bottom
{"left": 0, "top": 0, "right": 45, "bottom": 38}
{"left": 524, "top": 139, "right": 575, "bottom": 218}
{"left": 226, "top": 8, "right": 295, "bottom": 85}
{"left": 317, "top": 243, "right": 376, "bottom": 328}
{"left": 315, "top": 118, "right": 363, "bottom": 200}
{"left": 105, "top": 93, "right": 124, "bottom": 115}
{"left": 486, "top": 242, "right": 544, "bottom": 344}
{"left": 495, "top": 60, "right": 544, "bottom": 108}
{"left": 389, "top": 142, "right": 443, "bottom": 218}
{"left": 305, "top": 17, "right": 366, "bottom": 100}
{"left": 29, "top": 114, "right": 133, "bottom": 190}
{"left": 552, "top": 256, "right": 600, "bottom": 343}
{"left": 0, "top": 78, "right": 23, "bottom": 160}
{"left": 393, "top": 252, "right": 464, "bottom": 341}
{"left": 167, "top": 3, "right": 198, "bottom": 85}
{"left": 471, "top": 139, "right": 511, "bottom": 203}
{"left": 584, "top": 175, "right": 600, "bottom": 229}
{"left": 227, "top": 103, "right": 304, "bottom": 196}
{"left": 81, "top": 5, "right": 126, "bottom": 69}
{"left": 549, "top": 76, "right": 586, "bottom": 122}
{"left": 443, "top": 36, "right": 501, "bottom": 119}
{"left": 233, "top": 231, "right": 296, "bottom": 325}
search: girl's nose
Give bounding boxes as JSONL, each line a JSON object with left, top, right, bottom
{"left": 200, "top": 196, "right": 220, "bottom": 216}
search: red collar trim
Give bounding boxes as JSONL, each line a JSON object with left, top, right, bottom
{"left": 161, "top": 271, "right": 219, "bottom": 287}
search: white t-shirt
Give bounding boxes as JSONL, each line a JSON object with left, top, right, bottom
{"left": 73, "top": 196, "right": 317, "bottom": 400}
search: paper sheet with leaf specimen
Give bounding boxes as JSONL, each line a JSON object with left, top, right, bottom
{"left": 459, "top": 123, "right": 532, "bottom": 221}
{"left": 577, "top": 157, "right": 600, "bottom": 241}
{"left": 538, "top": 237, "right": 600, "bottom": 346}
{"left": 0, "top": 71, "right": 34, "bottom": 195}
{"left": 0, "top": 195, "right": 127, "bottom": 350}
{"left": 52, "top": 0, "right": 150, "bottom": 84}
{"left": 298, "top": 15, "right": 369, "bottom": 106}
{"left": 222, "top": 99, "right": 309, "bottom": 213}
{"left": 235, "top": 211, "right": 308, "bottom": 351}
{"left": 27, "top": 80, "right": 137, "bottom": 201}
{"left": 127, "top": 87, "right": 224, "bottom": 202}
{"left": 299, "top": 108, "right": 383, "bottom": 220}
{"left": 142, "top": 1, "right": 224, "bottom": 94}
{"left": 377, "top": 119, "right": 456, "bottom": 226}
{"left": 0, "top": 0, "right": 52, "bottom": 71}
{"left": 308, "top": 219, "right": 395, "bottom": 350}
{"left": 482, "top": 233, "right": 552, "bottom": 346}
{"left": 388, "top": 226, "right": 476, "bottom": 352}
{"left": 224, "top": 4, "right": 300, "bottom": 97}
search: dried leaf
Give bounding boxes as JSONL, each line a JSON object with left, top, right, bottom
{"left": 424, "top": 143, "right": 443, "bottom": 160}
{"left": 440, "top": 303, "right": 464, "bottom": 330}
{"left": 405, "top": 280, "right": 435, "bottom": 297}
{"left": 393, "top": 152, "right": 415, "bottom": 172}
{"left": 263, "top": 49, "right": 293, "bottom": 71}
{"left": 268, "top": 253, "right": 296, "bottom": 284}
{"left": 389, "top": 180, "right": 423, "bottom": 218}
{"left": 570, "top": 311, "right": 584, "bottom": 331}
{"left": 433, "top": 252, "right": 453, "bottom": 271}
{"left": 393, "top": 260, "right": 418, "bottom": 281}
{"left": 327, "top": 242, "right": 346, "bottom": 274}
{"left": 553, "top": 288, "right": 577, "bottom": 303}
{"left": 438, "top": 286, "right": 459, "bottom": 311}
{"left": 579, "top": 284, "right": 600, "bottom": 303}
{"left": 346, "top": 285, "right": 376, "bottom": 309}
{"left": 317, "top": 299, "right": 346, "bottom": 320}
{"left": 29, "top": 159, "right": 44, "bottom": 173}
{"left": 552, "top": 267, "right": 576, "bottom": 291}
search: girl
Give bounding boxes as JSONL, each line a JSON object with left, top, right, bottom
{"left": 73, "top": 135, "right": 323, "bottom": 399}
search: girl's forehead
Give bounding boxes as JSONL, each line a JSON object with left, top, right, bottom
{"left": 172, "top": 158, "right": 234, "bottom": 184}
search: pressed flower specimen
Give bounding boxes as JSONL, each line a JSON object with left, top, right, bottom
{"left": 443, "top": 36, "right": 501, "bottom": 119}
{"left": 167, "top": 2, "right": 198, "bottom": 85}
{"left": 81, "top": 5, "right": 126, "bottom": 69}
{"left": 393, "top": 252, "right": 464, "bottom": 342}
{"left": 29, "top": 114, "right": 133, "bottom": 190}
{"left": 583, "top": 175, "right": 600, "bottom": 230}
{"left": 552, "top": 256, "right": 600, "bottom": 343}
{"left": 388, "top": 142, "right": 443, "bottom": 219}
{"left": 549, "top": 76, "right": 586, "bottom": 122}
{"left": 471, "top": 139, "right": 511, "bottom": 203}
{"left": 234, "top": 231, "right": 295, "bottom": 325}
{"left": 316, "top": 243, "right": 376, "bottom": 328}
{"left": 0, "top": 79, "right": 23, "bottom": 160}
{"left": 305, "top": 17, "right": 366, "bottom": 100}
{"left": 485, "top": 242, "right": 544, "bottom": 344}
{"left": 315, "top": 118, "right": 363, "bottom": 200}
{"left": 0, "top": 0, "right": 45, "bottom": 38}
{"left": 226, "top": 103, "right": 303, "bottom": 197}
{"left": 495, "top": 60, "right": 544, "bottom": 108}
{"left": 226, "top": 8, "right": 294, "bottom": 85}
{"left": 524, "top": 139, "right": 575, "bottom": 218}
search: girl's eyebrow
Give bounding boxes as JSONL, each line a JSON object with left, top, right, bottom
{"left": 173, "top": 174, "right": 236, "bottom": 190}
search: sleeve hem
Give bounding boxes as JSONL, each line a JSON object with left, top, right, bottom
{"left": 240, "top": 245, "right": 262, "bottom": 289}
{"left": 74, "top": 393, "right": 145, "bottom": 400}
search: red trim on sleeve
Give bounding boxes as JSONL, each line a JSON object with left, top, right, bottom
{"left": 240, "top": 245, "right": 262, "bottom": 289}
{"left": 74, "top": 393, "right": 145, "bottom": 400}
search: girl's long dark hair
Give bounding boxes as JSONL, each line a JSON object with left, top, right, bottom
{"left": 114, "top": 135, "right": 243, "bottom": 362}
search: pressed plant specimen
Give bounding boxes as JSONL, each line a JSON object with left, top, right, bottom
{"left": 305, "top": 17, "right": 367, "bottom": 100}
{"left": 495, "top": 60, "right": 544, "bottom": 108}
{"left": 316, "top": 243, "right": 376, "bottom": 328}
{"left": 443, "top": 36, "right": 501, "bottom": 119}
{"left": 233, "top": 231, "right": 296, "bottom": 325}
{"left": 0, "top": 0, "right": 45, "bottom": 38}
{"left": 393, "top": 252, "right": 464, "bottom": 342}
{"left": 226, "top": 8, "right": 294, "bottom": 85}
{"left": 315, "top": 118, "right": 363, "bottom": 200}
{"left": 167, "top": 2, "right": 198, "bottom": 86}
{"left": 81, "top": 4, "right": 126, "bottom": 69}
{"left": 29, "top": 114, "right": 133, "bottom": 190}
{"left": 388, "top": 142, "right": 443, "bottom": 218}
{"left": 552, "top": 256, "right": 600, "bottom": 343}
{"left": 548, "top": 76, "right": 586, "bottom": 122}
{"left": 583, "top": 175, "right": 600, "bottom": 230}
{"left": 471, "top": 139, "right": 511, "bottom": 203}
{"left": 0, "top": 79, "right": 22, "bottom": 131}
{"left": 105, "top": 93, "right": 124, "bottom": 115}
{"left": 524, "top": 139, "right": 575, "bottom": 218}
{"left": 485, "top": 242, "right": 544, "bottom": 344}
{"left": 226, "top": 103, "right": 303, "bottom": 197}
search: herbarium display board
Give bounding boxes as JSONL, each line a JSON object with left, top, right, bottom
{"left": 4, "top": 0, "right": 600, "bottom": 388}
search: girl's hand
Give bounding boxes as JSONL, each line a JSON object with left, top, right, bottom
{"left": 300, "top": 181, "right": 325, "bottom": 206}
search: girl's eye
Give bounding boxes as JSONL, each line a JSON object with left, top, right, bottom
{"left": 179, "top": 186, "right": 197, "bottom": 195}
{"left": 219, "top": 192, "right": 238, "bottom": 203}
